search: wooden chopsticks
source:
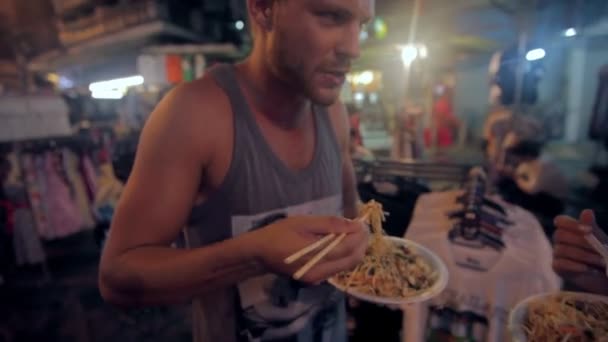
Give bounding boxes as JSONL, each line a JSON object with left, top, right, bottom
{"left": 583, "top": 224, "right": 608, "bottom": 277}
{"left": 285, "top": 214, "right": 370, "bottom": 280}
{"left": 284, "top": 234, "right": 336, "bottom": 265}
{"left": 293, "top": 234, "right": 348, "bottom": 280}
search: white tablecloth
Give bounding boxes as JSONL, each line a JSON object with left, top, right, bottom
{"left": 402, "top": 191, "right": 560, "bottom": 342}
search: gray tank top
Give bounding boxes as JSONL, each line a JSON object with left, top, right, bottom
{"left": 184, "top": 64, "right": 346, "bottom": 342}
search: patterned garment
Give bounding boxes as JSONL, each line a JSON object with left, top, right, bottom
{"left": 21, "top": 154, "right": 49, "bottom": 238}
{"left": 230, "top": 196, "right": 346, "bottom": 342}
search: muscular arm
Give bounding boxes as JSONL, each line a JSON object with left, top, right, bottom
{"left": 99, "top": 82, "right": 264, "bottom": 307}
{"left": 328, "top": 102, "right": 360, "bottom": 219}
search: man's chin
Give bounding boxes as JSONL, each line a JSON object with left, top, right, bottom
{"left": 309, "top": 88, "right": 341, "bottom": 106}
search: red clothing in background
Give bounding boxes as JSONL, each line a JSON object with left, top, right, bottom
{"left": 349, "top": 113, "right": 363, "bottom": 146}
{"left": 425, "top": 96, "right": 457, "bottom": 147}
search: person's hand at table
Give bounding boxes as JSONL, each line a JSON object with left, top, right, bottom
{"left": 553, "top": 209, "right": 608, "bottom": 295}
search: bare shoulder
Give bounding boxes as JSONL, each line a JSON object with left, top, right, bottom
{"left": 149, "top": 74, "right": 231, "bottom": 140}
{"left": 142, "top": 74, "right": 232, "bottom": 165}
{"left": 326, "top": 101, "right": 350, "bottom": 149}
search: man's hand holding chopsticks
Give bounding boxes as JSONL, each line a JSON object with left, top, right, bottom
{"left": 251, "top": 216, "right": 368, "bottom": 284}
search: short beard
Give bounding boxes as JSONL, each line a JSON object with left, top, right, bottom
{"left": 268, "top": 31, "right": 339, "bottom": 106}
{"left": 269, "top": 39, "right": 314, "bottom": 100}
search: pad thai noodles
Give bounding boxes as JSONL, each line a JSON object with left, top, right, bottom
{"left": 523, "top": 294, "right": 608, "bottom": 341}
{"left": 333, "top": 200, "right": 437, "bottom": 298}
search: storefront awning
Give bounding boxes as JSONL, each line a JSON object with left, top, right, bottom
{"left": 28, "top": 20, "right": 202, "bottom": 74}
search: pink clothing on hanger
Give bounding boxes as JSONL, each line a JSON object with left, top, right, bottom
{"left": 80, "top": 156, "right": 97, "bottom": 202}
{"left": 43, "top": 152, "right": 82, "bottom": 239}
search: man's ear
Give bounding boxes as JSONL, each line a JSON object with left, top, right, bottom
{"left": 247, "top": 0, "right": 274, "bottom": 32}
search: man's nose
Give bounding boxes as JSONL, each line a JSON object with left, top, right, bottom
{"left": 337, "top": 24, "right": 361, "bottom": 60}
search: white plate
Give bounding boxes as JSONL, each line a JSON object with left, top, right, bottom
{"left": 509, "top": 291, "right": 608, "bottom": 342}
{"left": 328, "top": 236, "right": 448, "bottom": 306}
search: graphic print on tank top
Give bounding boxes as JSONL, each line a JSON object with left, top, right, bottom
{"left": 231, "top": 194, "right": 345, "bottom": 341}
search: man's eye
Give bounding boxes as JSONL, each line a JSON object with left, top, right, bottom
{"left": 319, "top": 11, "right": 344, "bottom": 24}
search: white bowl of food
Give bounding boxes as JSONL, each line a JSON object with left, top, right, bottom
{"left": 509, "top": 291, "right": 608, "bottom": 341}
{"left": 328, "top": 236, "right": 448, "bottom": 306}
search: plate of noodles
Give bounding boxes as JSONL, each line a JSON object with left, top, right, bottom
{"left": 509, "top": 291, "right": 608, "bottom": 342}
{"left": 328, "top": 201, "right": 448, "bottom": 306}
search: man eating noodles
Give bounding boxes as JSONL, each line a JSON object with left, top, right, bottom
{"left": 99, "top": 0, "right": 373, "bottom": 341}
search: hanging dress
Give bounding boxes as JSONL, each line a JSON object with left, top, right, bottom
{"left": 43, "top": 152, "right": 82, "bottom": 239}
{"left": 4, "top": 184, "right": 45, "bottom": 265}
{"left": 62, "top": 149, "right": 95, "bottom": 229}
{"left": 80, "top": 155, "right": 97, "bottom": 202}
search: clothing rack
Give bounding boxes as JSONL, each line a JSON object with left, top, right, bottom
{"left": 10, "top": 134, "right": 96, "bottom": 153}
{"left": 1, "top": 135, "right": 103, "bottom": 283}
{"left": 1, "top": 136, "right": 80, "bottom": 283}
{"left": 354, "top": 158, "right": 472, "bottom": 186}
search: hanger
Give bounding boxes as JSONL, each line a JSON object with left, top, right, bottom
{"left": 448, "top": 166, "right": 511, "bottom": 252}
{"left": 455, "top": 189, "right": 508, "bottom": 216}
{"left": 447, "top": 209, "right": 513, "bottom": 226}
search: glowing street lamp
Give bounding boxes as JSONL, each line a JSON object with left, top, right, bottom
{"left": 564, "top": 28, "right": 577, "bottom": 37}
{"left": 400, "top": 44, "right": 418, "bottom": 67}
{"left": 526, "top": 48, "right": 546, "bottom": 61}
